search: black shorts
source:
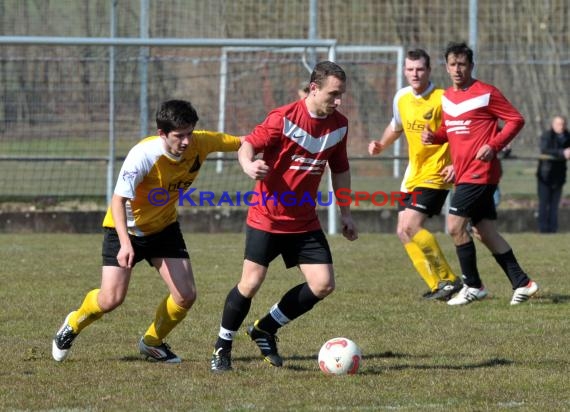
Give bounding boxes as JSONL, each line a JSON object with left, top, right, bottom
{"left": 102, "top": 221, "right": 189, "bottom": 267}
{"left": 397, "top": 187, "right": 449, "bottom": 217}
{"left": 448, "top": 184, "right": 497, "bottom": 224}
{"left": 244, "top": 225, "right": 333, "bottom": 269}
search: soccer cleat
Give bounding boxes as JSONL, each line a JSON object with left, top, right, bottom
{"left": 421, "top": 289, "right": 439, "bottom": 300}
{"left": 210, "top": 347, "right": 232, "bottom": 372}
{"left": 447, "top": 284, "right": 488, "bottom": 306}
{"left": 246, "top": 321, "right": 283, "bottom": 367}
{"left": 510, "top": 280, "right": 539, "bottom": 305}
{"left": 431, "top": 278, "right": 464, "bottom": 301}
{"left": 52, "top": 312, "right": 78, "bottom": 362}
{"left": 138, "top": 337, "right": 181, "bottom": 363}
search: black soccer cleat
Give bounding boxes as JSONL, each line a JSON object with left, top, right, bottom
{"left": 210, "top": 347, "right": 232, "bottom": 372}
{"left": 246, "top": 321, "right": 283, "bottom": 367}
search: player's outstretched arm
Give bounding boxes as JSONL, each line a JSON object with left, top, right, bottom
{"left": 238, "top": 141, "right": 270, "bottom": 180}
{"left": 368, "top": 125, "right": 401, "bottom": 156}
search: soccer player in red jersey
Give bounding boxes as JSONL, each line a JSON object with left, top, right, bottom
{"left": 211, "top": 61, "right": 358, "bottom": 371}
{"left": 422, "top": 42, "right": 539, "bottom": 306}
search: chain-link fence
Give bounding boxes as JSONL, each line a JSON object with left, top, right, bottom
{"left": 1, "top": 0, "right": 569, "bottom": 207}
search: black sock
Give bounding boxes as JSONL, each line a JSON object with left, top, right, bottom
{"left": 257, "top": 283, "right": 322, "bottom": 334}
{"left": 456, "top": 241, "right": 482, "bottom": 288}
{"left": 215, "top": 285, "right": 251, "bottom": 350}
{"left": 493, "top": 249, "right": 530, "bottom": 289}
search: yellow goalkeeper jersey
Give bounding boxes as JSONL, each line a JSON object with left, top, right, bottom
{"left": 102, "top": 131, "right": 241, "bottom": 236}
{"left": 391, "top": 83, "right": 452, "bottom": 192}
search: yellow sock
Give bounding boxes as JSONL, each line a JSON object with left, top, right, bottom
{"left": 404, "top": 241, "right": 440, "bottom": 291}
{"left": 412, "top": 229, "right": 457, "bottom": 283}
{"left": 143, "top": 295, "right": 188, "bottom": 346}
{"left": 68, "top": 289, "right": 104, "bottom": 333}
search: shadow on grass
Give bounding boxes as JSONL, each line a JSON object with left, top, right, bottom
{"left": 118, "top": 352, "right": 513, "bottom": 375}
{"left": 358, "top": 357, "right": 513, "bottom": 375}
{"left": 536, "top": 293, "right": 570, "bottom": 304}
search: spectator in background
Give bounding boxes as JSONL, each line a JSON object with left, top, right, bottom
{"left": 536, "top": 115, "right": 570, "bottom": 233}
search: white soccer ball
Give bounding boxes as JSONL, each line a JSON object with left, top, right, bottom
{"left": 318, "top": 337, "right": 362, "bottom": 375}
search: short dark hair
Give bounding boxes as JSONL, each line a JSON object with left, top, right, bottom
{"left": 445, "top": 42, "right": 474, "bottom": 64}
{"left": 156, "top": 100, "right": 199, "bottom": 133}
{"left": 406, "top": 49, "right": 431, "bottom": 69}
{"left": 310, "top": 61, "right": 346, "bottom": 87}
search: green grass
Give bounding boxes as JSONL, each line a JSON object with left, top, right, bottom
{"left": 0, "top": 232, "right": 568, "bottom": 411}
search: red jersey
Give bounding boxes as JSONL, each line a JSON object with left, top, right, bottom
{"left": 432, "top": 80, "right": 524, "bottom": 184}
{"left": 245, "top": 99, "right": 349, "bottom": 233}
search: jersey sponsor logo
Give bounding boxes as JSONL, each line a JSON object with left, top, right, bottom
{"left": 444, "top": 119, "right": 472, "bottom": 134}
{"left": 167, "top": 180, "right": 193, "bottom": 192}
{"left": 290, "top": 154, "right": 327, "bottom": 174}
{"left": 283, "top": 118, "right": 346, "bottom": 154}
{"left": 423, "top": 108, "right": 434, "bottom": 120}
{"left": 442, "top": 93, "right": 490, "bottom": 118}
{"left": 405, "top": 119, "right": 427, "bottom": 132}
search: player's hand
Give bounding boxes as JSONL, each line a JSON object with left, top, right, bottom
{"left": 117, "top": 245, "right": 135, "bottom": 269}
{"left": 243, "top": 159, "right": 270, "bottom": 180}
{"left": 563, "top": 147, "right": 570, "bottom": 160}
{"left": 340, "top": 214, "right": 358, "bottom": 241}
{"left": 421, "top": 124, "right": 434, "bottom": 145}
{"left": 368, "top": 140, "right": 384, "bottom": 156}
{"left": 475, "top": 144, "right": 495, "bottom": 162}
{"left": 441, "top": 165, "right": 455, "bottom": 183}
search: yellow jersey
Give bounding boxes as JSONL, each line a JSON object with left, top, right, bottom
{"left": 391, "top": 83, "right": 452, "bottom": 192}
{"left": 102, "top": 131, "right": 241, "bottom": 236}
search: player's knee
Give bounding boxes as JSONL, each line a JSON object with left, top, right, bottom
{"left": 397, "top": 223, "right": 416, "bottom": 243}
{"left": 237, "top": 279, "right": 262, "bottom": 298}
{"left": 396, "top": 225, "right": 408, "bottom": 243}
{"left": 98, "top": 292, "right": 126, "bottom": 312}
{"left": 313, "top": 281, "right": 335, "bottom": 299}
{"left": 447, "top": 225, "right": 469, "bottom": 243}
{"left": 178, "top": 289, "right": 197, "bottom": 309}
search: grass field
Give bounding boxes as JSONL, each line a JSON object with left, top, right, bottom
{"left": 1, "top": 232, "right": 569, "bottom": 411}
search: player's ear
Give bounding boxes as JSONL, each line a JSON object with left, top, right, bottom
{"left": 309, "top": 82, "right": 318, "bottom": 94}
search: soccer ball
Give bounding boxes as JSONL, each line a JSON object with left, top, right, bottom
{"left": 318, "top": 337, "right": 362, "bottom": 375}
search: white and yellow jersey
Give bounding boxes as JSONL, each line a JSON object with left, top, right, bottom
{"left": 102, "top": 131, "right": 240, "bottom": 236}
{"left": 391, "top": 83, "right": 452, "bottom": 192}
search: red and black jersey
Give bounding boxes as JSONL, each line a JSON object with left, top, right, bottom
{"left": 432, "top": 80, "right": 524, "bottom": 184}
{"left": 245, "top": 99, "right": 349, "bottom": 233}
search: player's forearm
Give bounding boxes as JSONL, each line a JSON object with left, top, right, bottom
{"left": 110, "top": 195, "right": 131, "bottom": 246}
{"left": 489, "top": 117, "right": 525, "bottom": 152}
{"left": 237, "top": 141, "right": 256, "bottom": 170}
{"left": 431, "top": 127, "right": 449, "bottom": 144}
{"left": 379, "top": 125, "right": 401, "bottom": 148}
{"left": 332, "top": 169, "right": 353, "bottom": 217}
